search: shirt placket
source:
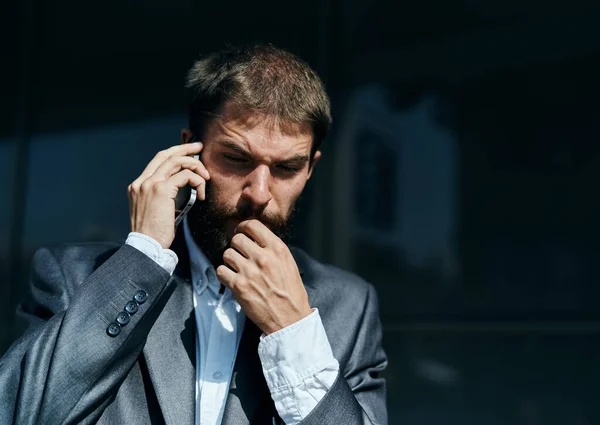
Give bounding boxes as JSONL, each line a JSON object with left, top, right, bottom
{"left": 194, "top": 274, "right": 212, "bottom": 425}
{"left": 200, "top": 282, "right": 239, "bottom": 425}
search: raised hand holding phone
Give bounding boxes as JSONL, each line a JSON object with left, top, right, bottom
{"left": 173, "top": 151, "right": 200, "bottom": 227}
{"left": 128, "top": 142, "right": 209, "bottom": 249}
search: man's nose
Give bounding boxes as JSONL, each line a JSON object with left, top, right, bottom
{"left": 241, "top": 165, "right": 272, "bottom": 207}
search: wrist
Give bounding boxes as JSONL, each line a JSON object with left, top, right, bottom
{"left": 264, "top": 305, "right": 313, "bottom": 335}
{"left": 132, "top": 228, "right": 171, "bottom": 249}
{"left": 258, "top": 309, "right": 337, "bottom": 379}
{"left": 126, "top": 232, "right": 178, "bottom": 275}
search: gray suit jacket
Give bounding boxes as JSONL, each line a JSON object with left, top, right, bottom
{"left": 0, "top": 229, "right": 387, "bottom": 425}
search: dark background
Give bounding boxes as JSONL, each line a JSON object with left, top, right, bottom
{"left": 2, "top": 0, "right": 600, "bottom": 423}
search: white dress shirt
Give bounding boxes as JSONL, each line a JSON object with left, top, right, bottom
{"left": 126, "top": 218, "right": 339, "bottom": 425}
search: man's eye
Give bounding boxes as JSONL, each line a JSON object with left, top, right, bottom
{"left": 277, "top": 165, "right": 301, "bottom": 174}
{"left": 223, "top": 154, "right": 248, "bottom": 163}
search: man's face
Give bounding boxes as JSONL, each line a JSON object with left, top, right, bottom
{"left": 183, "top": 103, "right": 321, "bottom": 265}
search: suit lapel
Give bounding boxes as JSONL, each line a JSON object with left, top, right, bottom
{"left": 142, "top": 228, "right": 196, "bottom": 425}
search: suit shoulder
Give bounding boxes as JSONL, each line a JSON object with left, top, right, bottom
{"left": 290, "top": 246, "right": 374, "bottom": 300}
{"left": 21, "top": 241, "right": 125, "bottom": 314}
{"left": 38, "top": 240, "right": 123, "bottom": 265}
{"left": 290, "top": 247, "right": 381, "bottom": 366}
{"left": 34, "top": 241, "right": 124, "bottom": 284}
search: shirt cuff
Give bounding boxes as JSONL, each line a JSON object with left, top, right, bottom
{"left": 258, "top": 309, "right": 340, "bottom": 424}
{"left": 125, "top": 232, "right": 178, "bottom": 276}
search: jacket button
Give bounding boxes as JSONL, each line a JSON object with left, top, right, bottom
{"left": 134, "top": 290, "right": 148, "bottom": 304}
{"left": 125, "top": 301, "right": 139, "bottom": 314}
{"left": 116, "top": 311, "right": 130, "bottom": 326}
{"left": 107, "top": 322, "right": 121, "bottom": 337}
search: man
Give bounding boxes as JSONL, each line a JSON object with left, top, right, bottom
{"left": 0, "top": 44, "right": 387, "bottom": 425}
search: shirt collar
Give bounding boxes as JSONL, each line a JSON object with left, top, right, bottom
{"left": 183, "top": 217, "right": 221, "bottom": 296}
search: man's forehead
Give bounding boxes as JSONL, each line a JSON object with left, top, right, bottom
{"left": 209, "top": 104, "right": 313, "bottom": 152}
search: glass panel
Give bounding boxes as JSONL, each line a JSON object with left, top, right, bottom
{"left": 333, "top": 54, "right": 600, "bottom": 320}
{"left": 355, "top": 129, "right": 398, "bottom": 231}
{"left": 0, "top": 139, "right": 18, "bottom": 260}
{"left": 384, "top": 330, "right": 600, "bottom": 425}
{"left": 23, "top": 115, "right": 187, "bottom": 252}
{"left": 0, "top": 139, "right": 18, "bottom": 351}
{"left": 332, "top": 86, "right": 459, "bottom": 320}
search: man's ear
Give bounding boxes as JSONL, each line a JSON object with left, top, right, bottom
{"left": 181, "top": 129, "right": 193, "bottom": 144}
{"left": 307, "top": 150, "right": 321, "bottom": 180}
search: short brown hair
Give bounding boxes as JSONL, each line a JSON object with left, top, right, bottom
{"left": 185, "top": 44, "right": 331, "bottom": 159}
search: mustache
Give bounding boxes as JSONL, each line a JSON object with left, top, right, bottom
{"left": 201, "top": 199, "right": 288, "bottom": 234}
{"left": 225, "top": 210, "right": 287, "bottom": 234}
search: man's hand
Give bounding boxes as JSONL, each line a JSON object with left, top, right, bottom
{"left": 128, "top": 142, "right": 210, "bottom": 249}
{"left": 216, "top": 219, "right": 312, "bottom": 335}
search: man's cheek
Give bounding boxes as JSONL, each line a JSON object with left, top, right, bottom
{"left": 211, "top": 178, "right": 240, "bottom": 203}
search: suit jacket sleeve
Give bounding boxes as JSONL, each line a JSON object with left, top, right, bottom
{"left": 300, "top": 284, "right": 388, "bottom": 425}
{"left": 0, "top": 244, "right": 176, "bottom": 425}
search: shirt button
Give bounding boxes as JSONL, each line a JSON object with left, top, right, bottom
{"left": 134, "top": 290, "right": 148, "bottom": 304}
{"left": 125, "top": 300, "right": 139, "bottom": 314}
{"left": 107, "top": 322, "right": 121, "bottom": 337}
{"left": 116, "top": 311, "right": 130, "bottom": 326}
{"left": 206, "top": 268, "right": 217, "bottom": 284}
{"left": 213, "top": 371, "right": 222, "bottom": 379}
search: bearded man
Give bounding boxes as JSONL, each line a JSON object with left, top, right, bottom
{"left": 0, "top": 44, "right": 387, "bottom": 425}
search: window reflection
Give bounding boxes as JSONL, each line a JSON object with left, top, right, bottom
{"left": 23, "top": 116, "right": 187, "bottom": 251}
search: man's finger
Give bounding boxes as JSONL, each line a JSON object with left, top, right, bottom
{"left": 230, "top": 233, "right": 261, "bottom": 259}
{"left": 151, "top": 155, "right": 210, "bottom": 181}
{"left": 163, "top": 170, "right": 206, "bottom": 197}
{"left": 216, "top": 264, "right": 237, "bottom": 289}
{"left": 222, "top": 247, "right": 247, "bottom": 273}
{"left": 161, "top": 141, "right": 205, "bottom": 158}
{"left": 136, "top": 142, "right": 204, "bottom": 183}
{"left": 235, "top": 219, "right": 272, "bottom": 248}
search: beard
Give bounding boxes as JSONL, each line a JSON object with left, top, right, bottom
{"left": 186, "top": 182, "right": 295, "bottom": 267}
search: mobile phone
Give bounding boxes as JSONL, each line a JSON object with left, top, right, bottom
{"left": 174, "top": 136, "right": 201, "bottom": 227}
